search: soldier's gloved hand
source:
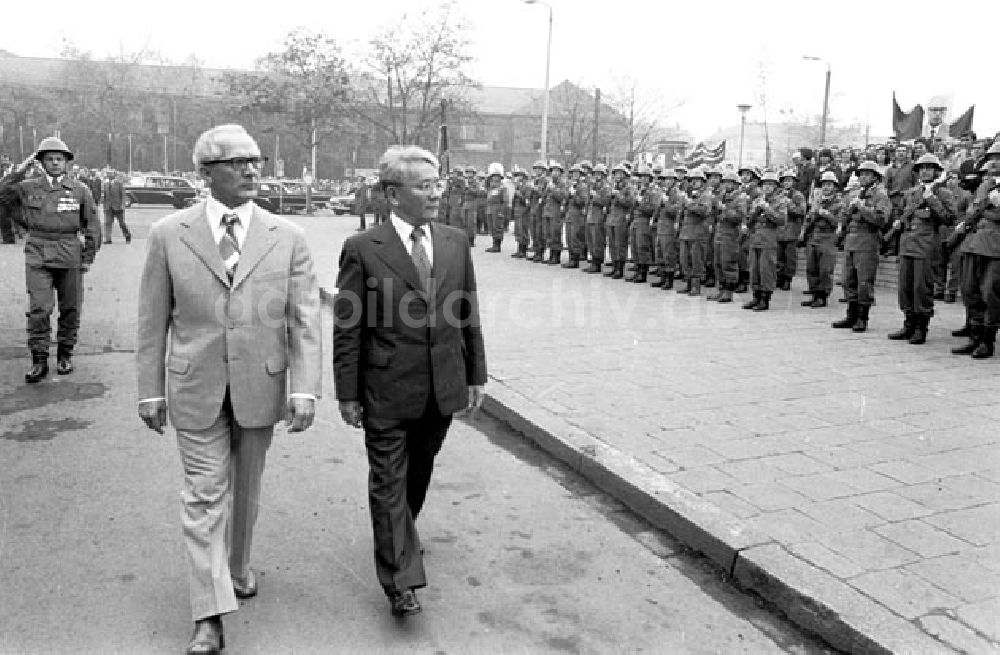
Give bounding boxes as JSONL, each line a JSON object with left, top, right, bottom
{"left": 138, "top": 399, "right": 168, "bottom": 434}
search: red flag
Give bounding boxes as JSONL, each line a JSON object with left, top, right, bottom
{"left": 893, "top": 93, "right": 924, "bottom": 140}
{"left": 949, "top": 106, "right": 975, "bottom": 138}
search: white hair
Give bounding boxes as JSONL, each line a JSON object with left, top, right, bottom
{"left": 192, "top": 124, "right": 259, "bottom": 167}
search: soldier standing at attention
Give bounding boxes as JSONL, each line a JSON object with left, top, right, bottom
{"left": 445, "top": 168, "right": 465, "bottom": 231}
{"left": 678, "top": 169, "right": 712, "bottom": 296}
{"left": 800, "top": 171, "right": 843, "bottom": 308}
{"left": 832, "top": 161, "right": 891, "bottom": 333}
{"left": 777, "top": 169, "right": 807, "bottom": 291}
{"left": 629, "top": 165, "right": 659, "bottom": 283}
{"left": 703, "top": 166, "right": 723, "bottom": 288}
{"left": 887, "top": 154, "right": 956, "bottom": 345}
{"left": 736, "top": 166, "right": 762, "bottom": 294}
{"left": 528, "top": 161, "right": 548, "bottom": 263}
{"left": 0, "top": 138, "right": 100, "bottom": 383}
{"left": 584, "top": 163, "right": 611, "bottom": 274}
{"left": 742, "top": 171, "right": 788, "bottom": 312}
{"left": 562, "top": 164, "right": 589, "bottom": 269}
{"left": 542, "top": 161, "right": 568, "bottom": 265}
{"left": 707, "top": 170, "right": 747, "bottom": 303}
{"left": 604, "top": 163, "right": 636, "bottom": 280}
{"left": 510, "top": 166, "right": 531, "bottom": 259}
{"left": 484, "top": 163, "right": 508, "bottom": 253}
{"left": 461, "top": 166, "right": 480, "bottom": 246}
{"left": 651, "top": 169, "right": 683, "bottom": 290}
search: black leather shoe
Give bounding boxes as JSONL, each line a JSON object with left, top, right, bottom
{"left": 232, "top": 570, "right": 257, "bottom": 599}
{"left": 25, "top": 354, "right": 48, "bottom": 384}
{"left": 389, "top": 589, "right": 422, "bottom": 617}
{"left": 186, "top": 617, "right": 224, "bottom": 655}
{"left": 56, "top": 356, "right": 74, "bottom": 375}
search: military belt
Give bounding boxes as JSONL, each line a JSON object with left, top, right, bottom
{"left": 29, "top": 230, "right": 79, "bottom": 240}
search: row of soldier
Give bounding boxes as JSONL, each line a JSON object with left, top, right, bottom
{"left": 438, "top": 143, "right": 1000, "bottom": 360}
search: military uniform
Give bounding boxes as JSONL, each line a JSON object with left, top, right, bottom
{"left": 604, "top": 175, "right": 636, "bottom": 279}
{"left": 529, "top": 171, "right": 548, "bottom": 262}
{"left": 801, "top": 182, "right": 843, "bottom": 306}
{"left": 563, "top": 174, "right": 589, "bottom": 268}
{"left": 484, "top": 174, "right": 508, "bottom": 252}
{"left": 584, "top": 169, "right": 611, "bottom": 273}
{"left": 678, "top": 177, "right": 712, "bottom": 294}
{"left": 0, "top": 164, "right": 100, "bottom": 378}
{"left": 832, "top": 165, "right": 891, "bottom": 332}
{"left": 629, "top": 173, "right": 659, "bottom": 282}
{"left": 744, "top": 178, "right": 788, "bottom": 311}
{"left": 777, "top": 178, "right": 807, "bottom": 290}
{"left": 652, "top": 179, "right": 683, "bottom": 289}
{"left": 461, "top": 174, "right": 480, "bottom": 246}
{"left": 954, "top": 168, "right": 1000, "bottom": 358}
{"left": 542, "top": 168, "right": 568, "bottom": 264}
{"left": 510, "top": 174, "right": 531, "bottom": 258}
{"left": 445, "top": 174, "right": 465, "bottom": 230}
{"left": 708, "top": 179, "right": 747, "bottom": 302}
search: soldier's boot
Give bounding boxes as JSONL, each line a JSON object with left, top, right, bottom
{"left": 809, "top": 292, "right": 828, "bottom": 308}
{"left": 649, "top": 271, "right": 666, "bottom": 288}
{"left": 832, "top": 303, "right": 859, "bottom": 329}
{"left": 604, "top": 260, "right": 618, "bottom": 277}
{"left": 676, "top": 277, "right": 691, "bottom": 294}
{"left": 717, "top": 285, "right": 734, "bottom": 303}
{"left": 801, "top": 292, "right": 817, "bottom": 307}
{"left": 511, "top": 244, "right": 527, "bottom": 259}
{"left": 972, "top": 326, "right": 996, "bottom": 359}
{"left": 734, "top": 272, "right": 749, "bottom": 294}
{"left": 610, "top": 262, "right": 625, "bottom": 280}
{"left": 56, "top": 346, "right": 74, "bottom": 375}
{"left": 633, "top": 265, "right": 647, "bottom": 284}
{"left": 706, "top": 284, "right": 725, "bottom": 301}
{"left": 778, "top": 276, "right": 791, "bottom": 291}
{"left": 852, "top": 305, "right": 870, "bottom": 332}
{"left": 649, "top": 266, "right": 660, "bottom": 276}
{"left": 661, "top": 271, "right": 675, "bottom": 290}
{"left": 888, "top": 313, "right": 916, "bottom": 340}
{"left": 933, "top": 288, "right": 945, "bottom": 301}
{"left": 25, "top": 351, "right": 48, "bottom": 384}
{"left": 688, "top": 277, "right": 701, "bottom": 296}
{"left": 532, "top": 247, "right": 545, "bottom": 263}
{"left": 704, "top": 272, "right": 716, "bottom": 288}
{"left": 742, "top": 291, "right": 761, "bottom": 310}
{"left": 908, "top": 315, "right": 928, "bottom": 345}
{"left": 951, "top": 320, "right": 971, "bottom": 338}
{"left": 485, "top": 238, "right": 502, "bottom": 253}
{"left": 753, "top": 291, "right": 771, "bottom": 311}
{"left": 561, "top": 256, "right": 579, "bottom": 269}
{"left": 952, "top": 325, "right": 981, "bottom": 355}
{"left": 585, "top": 258, "right": 603, "bottom": 274}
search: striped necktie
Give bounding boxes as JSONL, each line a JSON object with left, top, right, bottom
{"left": 410, "top": 225, "right": 431, "bottom": 293}
{"left": 219, "top": 212, "right": 241, "bottom": 282}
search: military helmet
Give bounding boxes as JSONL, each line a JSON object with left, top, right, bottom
{"left": 633, "top": 164, "right": 653, "bottom": 177}
{"left": 512, "top": 165, "right": 527, "bottom": 177}
{"left": 674, "top": 165, "right": 688, "bottom": 175}
{"left": 721, "top": 170, "right": 741, "bottom": 184}
{"left": 620, "top": 161, "right": 633, "bottom": 173}
{"left": 986, "top": 142, "right": 1000, "bottom": 158}
{"left": 611, "top": 162, "right": 627, "bottom": 175}
{"left": 532, "top": 159, "right": 547, "bottom": 170}
{"left": 450, "top": 167, "right": 462, "bottom": 175}
{"left": 593, "top": 163, "right": 609, "bottom": 175}
{"left": 548, "top": 160, "right": 564, "bottom": 172}
{"left": 705, "top": 165, "right": 723, "bottom": 178}
{"left": 35, "top": 136, "right": 74, "bottom": 161}
{"left": 487, "top": 162, "right": 504, "bottom": 177}
{"left": 687, "top": 168, "right": 706, "bottom": 181}
{"left": 652, "top": 164, "right": 664, "bottom": 175}
{"left": 819, "top": 171, "right": 840, "bottom": 186}
{"left": 658, "top": 168, "right": 677, "bottom": 179}
{"left": 856, "top": 161, "right": 884, "bottom": 179}
{"left": 579, "top": 160, "right": 593, "bottom": 171}
{"left": 779, "top": 169, "right": 798, "bottom": 181}
{"left": 569, "top": 163, "right": 584, "bottom": 174}
{"left": 760, "top": 170, "right": 780, "bottom": 184}
{"left": 464, "top": 165, "right": 477, "bottom": 174}
{"left": 738, "top": 166, "right": 761, "bottom": 180}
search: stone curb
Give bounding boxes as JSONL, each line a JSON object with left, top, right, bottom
{"left": 480, "top": 381, "right": 950, "bottom": 655}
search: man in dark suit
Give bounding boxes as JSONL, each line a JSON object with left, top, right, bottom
{"left": 103, "top": 170, "right": 131, "bottom": 244}
{"left": 333, "top": 145, "right": 487, "bottom": 618}
{"left": 353, "top": 174, "right": 368, "bottom": 231}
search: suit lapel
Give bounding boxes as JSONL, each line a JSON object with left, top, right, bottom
{"left": 232, "top": 205, "right": 278, "bottom": 289}
{"left": 179, "top": 205, "right": 229, "bottom": 287}
{"left": 371, "top": 222, "right": 424, "bottom": 294}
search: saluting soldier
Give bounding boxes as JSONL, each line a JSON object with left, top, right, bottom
{"left": 678, "top": 168, "right": 712, "bottom": 295}
{"left": 777, "top": 169, "right": 807, "bottom": 290}
{"left": 584, "top": 163, "right": 611, "bottom": 273}
{"left": 510, "top": 166, "right": 531, "bottom": 259}
{"left": 951, "top": 144, "right": 1000, "bottom": 359}
{"left": 0, "top": 138, "right": 100, "bottom": 383}
{"left": 651, "top": 169, "right": 683, "bottom": 289}
{"left": 800, "top": 171, "right": 843, "bottom": 308}
{"left": 562, "top": 163, "right": 589, "bottom": 268}
{"left": 484, "top": 163, "right": 509, "bottom": 253}
{"left": 542, "top": 161, "right": 569, "bottom": 265}
{"left": 831, "top": 161, "right": 891, "bottom": 332}
{"left": 528, "top": 160, "right": 548, "bottom": 263}
{"left": 706, "top": 170, "right": 747, "bottom": 303}
{"left": 742, "top": 171, "right": 788, "bottom": 311}
{"left": 887, "top": 154, "right": 956, "bottom": 344}
{"left": 629, "top": 164, "right": 659, "bottom": 283}
{"left": 604, "top": 163, "right": 635, "bottom": 279}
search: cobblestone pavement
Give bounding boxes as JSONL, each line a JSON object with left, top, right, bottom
{"left": 311, "top": 219, "right": 998, "bottom": 654}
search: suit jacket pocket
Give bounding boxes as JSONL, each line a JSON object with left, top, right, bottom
{"left": 366, "top": 350, "right": 393, "bottom": 368}
{"left": 265, "top": 356, "right": 287, "bottom": 375}
{"left": 167, "top": 356, "right": 191, "bottom": 375}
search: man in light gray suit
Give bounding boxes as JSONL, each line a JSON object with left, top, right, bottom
{"left": 136, "top": 124, "right": 321, "bottom": 654}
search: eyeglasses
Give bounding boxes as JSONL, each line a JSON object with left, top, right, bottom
{"left": 202, "top": 156, "right": 268, "bottom": 170}
{"left": 398, "top": 179, "right": 446, "bottom": 194}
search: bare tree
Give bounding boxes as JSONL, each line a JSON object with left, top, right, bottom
{"left": 757, "top": 61, "right": 772, "bottom": 168}
{"left": 607, "top": 76, "right": 685, "bottom": 158}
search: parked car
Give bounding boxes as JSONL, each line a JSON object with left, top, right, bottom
{"left": 327, "top": 193, "right": 356, "bottom": 215}
{"left": 252, "top": 179, "right": 335, "bottom": 214}
{"left": 125, "top": 174, "right": 199, "bottom": 208}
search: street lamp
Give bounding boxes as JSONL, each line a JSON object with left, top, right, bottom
{"left": 524, "top": 0, "right": 552, "bottom": 165}
{"left": 802, "top": 56, "right": 831, "bottom": 145}
{"left": 737, "top": 104, "right": 751, "bottom": 167}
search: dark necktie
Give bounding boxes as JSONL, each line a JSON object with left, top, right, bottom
{"left": 219, "top": 213, "right": 241, "bottom": 282}
{"left": 410, "top": 225, "right": 431, "bottom": 293}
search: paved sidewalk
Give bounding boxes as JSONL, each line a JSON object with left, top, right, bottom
{"left": 309, "top": 219, "right": 999, "bottom": 654}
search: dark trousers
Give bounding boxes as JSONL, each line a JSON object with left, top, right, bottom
{"left": 629, "top": 220, "right": 653, "bottom": 265}
{"left": 805, "top": 239, "right": 836, "bottom": 293}
{"left": 364, "top": 399, "right": 452, "bottom": 595}
{"left": 586, "top": 223, "right": 606, "bottom": 261}
{"left": 842, "top": 248, "right": 879, "bottom": 307}
{"left": 607, "top": 224, "right": 628, "bottom": 262}
{"left": 0, "top": 208, "right": 15, "bottom": 242}
{"left": 655, "top": 232, "right": 679, "bottom": 272}
{"left": 530, "top": 209, "right": 545, "bottom": 253}
{"left": 488, "top": 208, "right": 506, "bottom": 242}
{"left": 513, "top": 208, "right": 530, "bottom": 246}
{"left": 26, "top": 264, "right": 81, "bottom": 354}
{"left": 679, "top": 238, "right": 705, "bottom": 280}
{"left": 750, "top": 247, "right": 777, "bottom": 291}
{"left": 961, "top": 254, "right": 1000, "bottom": 327}
{"left": 566, "top": 215, "right": 586, "bottom": 258}
{"left": 898, "top": 256, "right": 935, "bottom": 317}
{"left": 777, "top": 240, "right": 797, "bottom": 280}
{"left": 713, "top": 238, "right": 740, "bottom": 287}
{"left": 104, "top": 208, "right": 130, "bottom": 241}
{"left": 544, "top": 215, "right": 562, "bottom": 251}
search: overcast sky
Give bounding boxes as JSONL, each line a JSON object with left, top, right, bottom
{"left": 5, "top": 0, "right": 997, "bottom": 142}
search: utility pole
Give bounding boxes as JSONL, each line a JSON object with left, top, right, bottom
{"left": 820, "top": 64, "right": 831, "bottom": 145}
{"left": 592, "top": 87, "right": 600, "bottom": 164}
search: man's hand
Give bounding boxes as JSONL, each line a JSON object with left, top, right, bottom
{"left": 138, "top": 399, "right": 168, "bottom": 434}
{"left": 339, "top": 400, "right": 363, "bottom": 428}
{"left": 285, "top": 397, "right": 315, "bottom": 432}
{"left": 457, "top": 385, "right": 485, "bottom": 420}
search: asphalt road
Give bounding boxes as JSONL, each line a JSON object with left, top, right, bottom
{"left": 0, "top": 206, "right": 835, "bottom": 654}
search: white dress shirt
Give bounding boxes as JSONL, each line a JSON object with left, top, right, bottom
{"left": 391, "top": 212, "right": 434, "bottom": 268}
